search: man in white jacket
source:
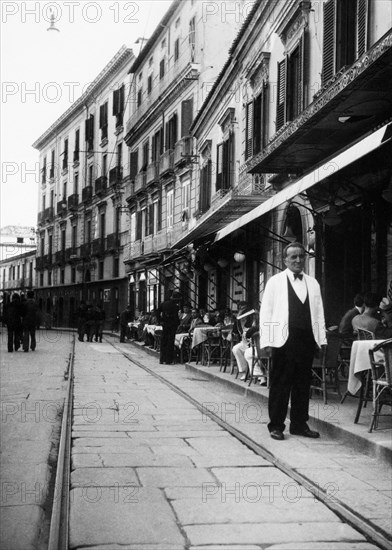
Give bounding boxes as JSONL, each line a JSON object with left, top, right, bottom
{"left": 259, "top": 242, "right": 327, "bottom": 440}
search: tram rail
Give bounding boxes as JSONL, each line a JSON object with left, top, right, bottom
{"left": 48, "top": 335, "right": 390, "bottom": 550}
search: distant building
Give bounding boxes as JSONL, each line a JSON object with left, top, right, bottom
{"left": 0, "top": 249, "right": 36, "bottom": 306}
{"left": 0, "top": 226, "right": 36, "bottom": 261}
{"left": 33, "top": 46, "right": 135, "bottom": 328}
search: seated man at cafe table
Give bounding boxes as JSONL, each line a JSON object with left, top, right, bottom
{"left": 176, "top": 304, "right": 192, "bottom": 333}
{"left": 339, "top": 293, "right": 364, "bottom": 341}
{"left": 377, "top": 297, "right": 392, "bottom": 339}
{"left": 352, "top": 292, "right": 381, "bottom": 336}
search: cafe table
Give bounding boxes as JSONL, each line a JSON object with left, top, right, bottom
{"left": 347, "top": 339, "right": 386, "bottom": 395}
{"left": 191, "top": 325, "right": 215, "bottom": 349}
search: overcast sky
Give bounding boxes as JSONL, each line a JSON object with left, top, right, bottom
{"left": 0, "top": 0, "right": 173, "bottom": 229}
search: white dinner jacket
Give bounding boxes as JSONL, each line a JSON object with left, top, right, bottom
{"left": 259, "top": 269, "right": 327, "bottom": 349}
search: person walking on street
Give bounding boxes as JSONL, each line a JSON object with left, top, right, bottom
{"left": 21, "top": 290, "right": 39, "bottom": 352}
{"left": 259, "top": 242, "right": 327, "bottom": 441}
{"left": 4, "top": 294, "right": 23, "bottom": 352}
{"left": 119, "top": 305, "right": 132, "bottom": 343}
{"left": 76, "top": 301, "right": 88, "bottom": 342}
{"left": 85, "top": 304, "right": 96, "bottom": 342}
{"left": 94, "top": 304, "right": 105, "bottom": 342}
{"left": 157, "top": 290, "right": 181, "bottom": 364}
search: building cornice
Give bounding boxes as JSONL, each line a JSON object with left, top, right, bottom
{"left": 32, "top": 46, "right": 134, "bottom": 150}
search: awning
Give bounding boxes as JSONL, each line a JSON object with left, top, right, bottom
{"left": 214, "top": 122, "right": 392, "bottom": 243}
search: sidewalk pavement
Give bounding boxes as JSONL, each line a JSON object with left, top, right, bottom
{"left": 69, "top": 335, "right": 391, "bottom": 549}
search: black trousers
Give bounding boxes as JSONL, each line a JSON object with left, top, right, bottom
{"left": 23, "top": 326, "right": 36, "bottom": 352}
{"left": 160, "top": 325, "right": 177, "bottom": 364}
{"left": 268, "top": 329, "right": 316, "bottom": 433}
{"left": 7, "top": 327, "right": 21, "bottom": 352}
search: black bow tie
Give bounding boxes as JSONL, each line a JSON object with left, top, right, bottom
{"left": 294, "top": 273, "right": 303, "bottom": 280}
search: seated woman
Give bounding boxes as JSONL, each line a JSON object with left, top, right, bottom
{"left": 232, "top": 302, "right": 256, "bottom": 381}
{"left": 188, "top": 309, "right": 204, "bottom": 333}
{"left": 176, "top": 304, "right": 192, "bottom": 333}
{"left": 244, "top": 330, "right": 268, "bottom": 386}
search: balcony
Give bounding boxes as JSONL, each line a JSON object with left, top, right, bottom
{"left": 159, "top": 150, "right": 174, "bottom": 177}
{"left": 123, "top": 240, "right": 143, "bottom": 262}
{"left": 55, "top": 250, "right": 65, "bottom": 265}
{"left": 95, "top": 176, "right": 107, "bottom": 195}
{"left": 91, "top": 237, "right": 106, "bottom": 256}
{"left": 146, "top": 162, "right": 160, "bottom": 186}
{"left": 124, "top": 179, "right": 135, "bottom": 201}
{"left": 80, "top": 243, "right": 92, "bottom": 257}
{"left": 134, "top": 171, "right": 147, "bottom": 193}
{"left": 38, "top": 211, "right": 44, "bottom": 225}
{"left": 106, "top": 233, "right": 120, "bottom": 251}
{"left": 68, "top": 193, "right": 79, "bottom": 211}
{"left": 82, "top": 185, "right": 93, "bottom": 203}
{"left": 109, "top": 166, "right": 123, "bottom": 186}
{"left": 35, "top": 256, "right": 45, "bottom": 270}
{"left": 57, "top": 200, "right": 67, "bottom": 215}
{"left": 174, "top": 136, "right": 193, "bottom": 166}
{"left": 44, "top": 207, "right": 55, "bottom": 222}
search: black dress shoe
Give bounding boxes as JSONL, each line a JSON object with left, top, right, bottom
{"left": 270, "top": 429, "right": 284, "bottom": 441}
{"left": 290, "top": 428, "right": 320, "bottom": 438}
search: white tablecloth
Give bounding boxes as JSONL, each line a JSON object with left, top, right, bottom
{"left": 347, "top": 340, "right": 385, "bottom": 394}
{"left": 174, "top": 333, "right": 189, "bottom": 348}
{"left": 191, "top": 325, "right": 215, "bottom": 348}
{"left": 145, "top": 324, "right": 163, "bottom": 335}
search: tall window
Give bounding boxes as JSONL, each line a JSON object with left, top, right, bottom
{"left": 182, "top": 179, "right": 190, "bottom": 214}
{"left": 50, "top": 149, "right": 55, "bottom": 178}
{"left": 74, "top": 128, "right": 80, "bottom": 162}
{"left": 322, "top": 0, "right": 369, "bottom": 85}
{"left": 63, "top": 181, "right": 67, "bottom": 200}
{"left": 165, "top": 113, "right": 178, "bottom": 151}
{"left": 102, "top": 154, "right": 107, "bottom": 177}
{"left": 86, "top": 219, "right": 92, "bottom": 244}
{"left": 174, "top": 38, "right": 180, "bottom": 62}
{"left": 199, "top": 160, "right": 211, "bottom": 214}
{"left": 166, "top": 189, "right": 174, "bottom": 229}
{"left": 72, "top": 224, "right": 77, "bottom": 250}
{"left": 41, "top": 156, "right": 47, "bottom": 184}
{"left": 100, "top": 212, "right": 106, "bottom": 241}
{"left": 99, "top": 101, "right": 108, "bottom": 140}
{"left": 85, "top": 114, "right": 95, "bottom": 152}
{"left": 216, "top": 132, "right": 235, "bottom": 192}
{"left": 246, "top": 89, "right": 267, "bottom": 159}
{"left": 88, "top": 165, "right": 93, "bottom": 186}
{"left": 147, "top": 74, "right": 153, "bottom": 94}
{"left": 61, "top": 228, "right": 66, "bottom": 251}
{"left": 74, "top": 173, "right": 79, "bottom": 195}
{"left": 159, "top": 59, "right": 165, "bottom": 79}
{"left": 142, "top": 140, "right": 149, "bottom": 171}
{"left": 62, "top": 139, "right": 69, "bottom": 170}
{"left": 117, "top": 143, "right": 122, "bottom": 168}
{"left": 113, "top": 84, "right": 125, "bottom": 126}
{"left": 277, "top": 35, "right": 307, "bottom": 130}
{"left": 189, "top": 17, "right": 196, "bottom": 61}
{"left": 137, "top": 87, "right": 142, "bottom": 107}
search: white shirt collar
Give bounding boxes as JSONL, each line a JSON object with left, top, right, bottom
{"left": 285, "top": 268, "right": 305, "bottom": 281}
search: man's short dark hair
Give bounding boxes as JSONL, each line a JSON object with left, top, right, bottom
{"left": 283, "top": 242, "right": 306, "bottom": 258}
{"left": 26, "top": 290, "right": 34, "bottom": 299}
{"left": 363, "top": 292, "right": 379, "bottom": 309}
{"left": 353, "top": 294, "right": 364, "bottom": 307}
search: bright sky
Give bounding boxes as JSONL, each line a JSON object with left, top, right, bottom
{"left": 0, "top": 0, "right": 173, "bottom": 229}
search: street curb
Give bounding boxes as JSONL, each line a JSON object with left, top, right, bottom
{"left": 122, "top": 337, "right": 391, "bottom": 464}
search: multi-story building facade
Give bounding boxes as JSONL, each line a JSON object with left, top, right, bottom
{"left": 33, "top": 46, "right": 134, "bottom": 328}
{"left": 169, "top": 0, "right": 392, "bottom": 323}
{"left": 0, "top": 226, "right": 36, "bottom": 262}
{"left": 123, "top": 0, "right": 250, "bottom": 314}
{"left": 0, "top": 250, "right": 36, "bottom": 305}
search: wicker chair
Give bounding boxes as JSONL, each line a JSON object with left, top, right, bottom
{"left": 368, "top": 338, "right": 392, "bottom": 432}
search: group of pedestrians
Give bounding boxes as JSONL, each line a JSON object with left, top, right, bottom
{"left": 3, "top": 290, "right": 40, "bottom": 353}
{"left": 76, "top": 302, "right": 105, "bottom": 343}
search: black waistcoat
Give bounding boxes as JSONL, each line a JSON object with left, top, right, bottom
{"left": 287, "top": 277, "right": 312, "bottom": 333}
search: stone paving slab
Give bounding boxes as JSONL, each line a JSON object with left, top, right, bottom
{"left": 184, "top": 522, "right": 366, "bottom": 546}
{"left": 69, "top": 487, "right": 184, "bottom": 548}
{"left": 136, "top": 466, "right": 216, "bottom": 487}
{"left": 265, "top": 544, "right": 380, "bottom": 550}
{"left": 72, "top": 452, "right": 193, "bottom": 468}
{"left": 171, "top": 495, "right": 342, "bottom": 524}
{"left": 71, "top": 467, "right": 139, "bottom": 487}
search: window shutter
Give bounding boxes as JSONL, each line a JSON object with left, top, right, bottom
{"left": 151, "top": 134, "right": 156, "bottom": 162}
{"left": 276, "top": 59, "right": 286, "bottom": 130}
{"left": 322, "top": 0, "right": 336, "bottom": 85}
{"left": 222, "top": 139, "right": 229, "bottom": 190}
{"left": 149, "top": 203, "right": 154, "bottom": 235}
{"left": 172, "top": 112, "right": 178, "bottom": 147}
{"left": 130, "top": 151, "right": 138, "bottom": 181}
{"left": 297, "top": 33, "right": 305, "bottom": 114}
{"left": 245, "top": 101, "right": 253, "bottom": 159}
{"left": 199, "top": 164, "right": 205, "bottom": 212}
{"left": 253, "top": 93, "right": 262, "bottom": 154}
{"left": 228, "top": 132, "right": 235, "bottom": 189}
{"left": 136, "top": 211, "right": 142, "bottom": 240}
{"left": 181, "top": 98, "right": 193, "bottom": 137}
{"left": 216, "top": 143, "right": 223, "bottom": 190}
{"left": 356, "top": 0, "right": 368, "bottom": 57}
{"left": 85, "top": 118, "right": 89, "bottom": 141}
{"left": 112, "top": 89, "right": 119, "bottom": 115}
{"left": 119, "top": 85, "right": 125, "bottom": 113}
{"left": 157, "top": 198, "right": 162, "bottom": 231}
{"left": 165, "top": 121, "right": 170, "bottom": 151}
{"left": 99, "top": 105, "right": 104, "bottom": 129}
{"left": 159, "top": 127, "right": 164, "bottom": 155}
